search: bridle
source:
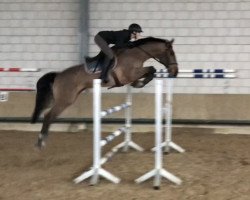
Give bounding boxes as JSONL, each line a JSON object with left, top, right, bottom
{"left": 136, "top": 45, "right": 178, "bottom": 67}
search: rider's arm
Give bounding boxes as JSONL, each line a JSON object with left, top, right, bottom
{"left": 115, "top": 39, "right": 129, "bottom": 48}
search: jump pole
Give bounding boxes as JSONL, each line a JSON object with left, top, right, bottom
{"left": 152, "top": 69, "right": 236, "bottom": 153}
{"left": 0, "top": 68, "right": 40, "bottom": 92}
{"left": 0, "top": 68, "right": 40, "bottom": 102}
{"left": 136, "top": 69, "right": 236, "bottom": 189}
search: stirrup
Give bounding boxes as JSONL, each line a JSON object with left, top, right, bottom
{"left": 102, "top": 79, "right": 109, "bottom": 84}
{"left": 99, "top": 74, "right": 109, "bottom": 84}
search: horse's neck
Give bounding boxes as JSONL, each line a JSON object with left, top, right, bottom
{"left": 135, "top": 44, "right": 162, "bottom": 61}
{"left": 115, "top": 44, "right": 163, "bottom": 63}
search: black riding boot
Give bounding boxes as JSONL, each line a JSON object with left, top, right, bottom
{"left": 100, "top": 58, "right": 113, "bottom": 84}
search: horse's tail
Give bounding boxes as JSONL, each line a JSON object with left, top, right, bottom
{"left": 31, "top": 72, "right": 57, "bottom": 123}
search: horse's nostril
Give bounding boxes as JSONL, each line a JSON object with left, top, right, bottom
{"left": 168, "top": 73, "right": 176, "bottom": 78}
{"left": 168, "top": 68, "right": 178, "bottom": 78}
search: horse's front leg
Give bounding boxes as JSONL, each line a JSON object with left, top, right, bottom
{"left": 131, "top": 66, "right": 156, "bottom": 88}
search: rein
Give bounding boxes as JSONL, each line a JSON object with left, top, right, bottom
{"left": 136, "top": 46, "right": 177, "bottom": 66}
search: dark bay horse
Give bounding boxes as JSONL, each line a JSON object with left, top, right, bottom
{"left": 31, "top": 37, "right": 178, "bottom": 149}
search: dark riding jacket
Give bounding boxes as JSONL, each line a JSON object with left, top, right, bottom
{"left": 97, "top": 29, "right": 132, "bottom": 48}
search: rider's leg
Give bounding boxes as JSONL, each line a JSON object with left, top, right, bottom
{"left": 94, "top": 34, "right": 114, "bottom": 83}
{"left": 100, "top": 57, "right": 112, "bottom": 83}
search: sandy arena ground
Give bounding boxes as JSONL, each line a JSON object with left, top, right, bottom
{"left": 0, "top": 127, "right": 250, "bottom": 200}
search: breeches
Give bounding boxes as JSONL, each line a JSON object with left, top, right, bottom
{"left": 94, "top": 34, "right": 114, "bottom": 60}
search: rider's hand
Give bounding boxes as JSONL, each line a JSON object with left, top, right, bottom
{"left": 127, "top": 42, "right": 135, "bottom": 48}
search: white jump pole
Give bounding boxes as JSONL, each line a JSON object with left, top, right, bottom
{"left": 135, "top": 79, "right": 182, "bottom": 189}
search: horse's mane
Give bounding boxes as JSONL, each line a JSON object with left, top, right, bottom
{"left": 131, "top": 37, "right": 167, "bottom": 47}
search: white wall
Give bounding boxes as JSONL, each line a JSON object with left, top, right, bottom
{"left": 89, "top": 0, "right": 250, "bottom": 94}
{"left": 0, "top": 0, "right": 249, "bottom": 94}
{"left": 0, "top": 0, "right": 81, "bottom": 89}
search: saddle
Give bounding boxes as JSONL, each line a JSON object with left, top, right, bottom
{"left": 84, "top": 50, "right": 123, "bottom": 88}
{"left": 84, "top": 51, "right": 116, "bottom": 74}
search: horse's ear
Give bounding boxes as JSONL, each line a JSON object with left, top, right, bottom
{"left": 166, "top": 39, "right": 174, "bottom": 48}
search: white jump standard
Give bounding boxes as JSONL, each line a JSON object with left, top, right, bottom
{"left": 74, "top": 79, "right": 143, "bottom": 185}
{"left": 135, "top": 79, "right": 182, "bottom": 189}
{"left": 151, "top": 78, "right": 185, "bottom": 153}
{"left": 153, "top": 69, "right": 236, "bottom": 153}
{"left": 136, "top": 69, "right": 236, "bottom": 189}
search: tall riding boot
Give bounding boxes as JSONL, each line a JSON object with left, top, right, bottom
{"left": 100, "top": 58, "right": 111, "bottom": 83}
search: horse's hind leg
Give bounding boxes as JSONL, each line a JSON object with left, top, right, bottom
{"left": 131, "top": 66, "right": 156, "bottom": 88}
{"left": 36, "top": 83, "right": 85, "bottom": 149}
{"left": 36, "top": 102, "right": 70, "bottom": 148}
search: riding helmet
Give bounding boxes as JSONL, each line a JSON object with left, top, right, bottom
{"left": 128, "top": 23, "right": 143, "bottom": 33}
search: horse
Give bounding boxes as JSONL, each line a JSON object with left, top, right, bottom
{"left": 31, "top": 37, "right": 178, "bottom": 149}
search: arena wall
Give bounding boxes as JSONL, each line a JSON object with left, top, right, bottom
{"left": 0, "top": 92, "right": 249, "bottom": 124}
{"left": 0, "top": 0, "right": 250, "bottom": 125}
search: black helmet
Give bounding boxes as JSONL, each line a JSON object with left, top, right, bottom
{"left": 128, "top": 23, "right": 143, "bottom": 33}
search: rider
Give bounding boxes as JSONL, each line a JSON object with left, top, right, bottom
{"left": 94, "top": 23, "right": 143, "bottom": 83}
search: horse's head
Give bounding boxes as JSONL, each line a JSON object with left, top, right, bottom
{"left": 158, "top": 39, "right": 178, "bottom": 77}
{"left": 133, "top": 37, "right": 179, "bottom": 77}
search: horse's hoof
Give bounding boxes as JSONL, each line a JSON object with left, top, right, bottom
{"left": 131, "top": 81, "right": 144, "bottom": 88}
{"left": 34, "top": 142, "right": 42, "bottom": 150}
{"left": 154, "top": 186, "right": 160, "bottom": 190}
{"left": 35, "top": 140, "right": 46, "bottom": 150}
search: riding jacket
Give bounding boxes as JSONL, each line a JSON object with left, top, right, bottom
{"left": 97, "top": 29, "right": 132, "bottom": 48}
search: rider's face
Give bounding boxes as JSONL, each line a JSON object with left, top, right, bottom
{"left": 131, "top": 32, "right": 141, "bottom": 40}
